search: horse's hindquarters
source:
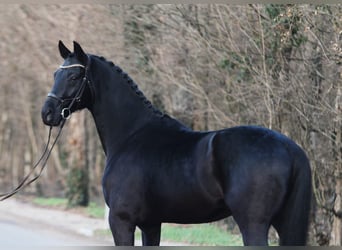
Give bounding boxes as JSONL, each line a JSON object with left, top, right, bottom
{"left": 213, "top": 127, "right": 306, "bottom": 245}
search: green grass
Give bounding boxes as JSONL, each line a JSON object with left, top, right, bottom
{"left": 32, "top": 197, "right": 104, "bottom": 219}
{"left": 159, "top": 223, "right": 243, "bottom": 246}
{"left": 86, "top": 202, "right": 105, "bottom": 218}
{"left": 33, "top": 197, "right": 67, "bottom": 207}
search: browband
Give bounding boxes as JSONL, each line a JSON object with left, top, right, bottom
{"left": 59, "top": 64, "right": 85, "bottom": 69}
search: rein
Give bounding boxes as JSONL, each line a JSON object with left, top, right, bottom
{"left": 0, "top": 121, "right": 65, "bottom": 201}
{"left": 0, "top": 60, "right": 92, "bottom": 201}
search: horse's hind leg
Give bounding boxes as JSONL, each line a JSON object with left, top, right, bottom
{"left": 139, "top": 223, "right": 161, "bottom": 246}
{"left": 224, "top": 177, "right": 285, "bottom": 245}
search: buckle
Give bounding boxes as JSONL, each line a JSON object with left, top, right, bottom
{"left": 61, "top": 108, "right": 71, "bottom": 120}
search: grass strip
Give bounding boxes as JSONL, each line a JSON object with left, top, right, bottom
{"left": 160, "top": 223, "right": 243, "bottom": 246}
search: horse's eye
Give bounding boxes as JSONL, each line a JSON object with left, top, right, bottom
{"left": 70, "top": 75, "right": 79, "bottom": 81}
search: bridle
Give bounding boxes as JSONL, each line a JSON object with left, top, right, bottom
{"left": 0, "top": 57, "right": 94, "bottom": 201}
{"left": 47, "top": 57, "right": 94, "bottom": 120}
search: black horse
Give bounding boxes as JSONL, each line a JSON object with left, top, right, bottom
{"left": 41, "top": 41, "right": 312, "bottom": 246}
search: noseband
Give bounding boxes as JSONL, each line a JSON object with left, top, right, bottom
{"left": 47, "top": 58, "right": 94, "bottom": 119}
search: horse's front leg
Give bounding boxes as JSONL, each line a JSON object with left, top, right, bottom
{"left": 108, "top": 209, "right": 136, "bottom": 246}
{"left": 140, "top": 223, "right": 161, "bottom": 246}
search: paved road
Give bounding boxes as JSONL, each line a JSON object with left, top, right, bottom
{"left": 0, "top": 218, "right": 102, "bottom": 246}
{"left": 0, "top": 199, "right": 112, "bottom": 247}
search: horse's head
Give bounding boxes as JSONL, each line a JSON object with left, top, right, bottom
{"left": 41, "top": 41, "right": 93, "bottom": 126}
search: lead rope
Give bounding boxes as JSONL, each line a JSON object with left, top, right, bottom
{"left": 0, "top": 60, "right": 92, "bottom": 201}
{"left": 0, "top": 119, "right": 66, "bottom": 201}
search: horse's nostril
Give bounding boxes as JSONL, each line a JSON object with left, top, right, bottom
{"left": 46, "top": 111, "right": 52, "bottom": 123}
{"left": 42, "top": 107, "right": 53, "bottom": 124}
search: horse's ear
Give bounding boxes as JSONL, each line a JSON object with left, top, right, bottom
{"left": 73, "top": 41, "right": 88, "bottom": 66}
{"left": 58, "top": 40, "right": 71, "bottom": 59}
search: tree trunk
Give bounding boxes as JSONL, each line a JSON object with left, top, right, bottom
{"left": 66, "top": 112, "right": 89, "bottom": 207}
{"left": 330, "top": 85, "right": 342, "bottom": 245}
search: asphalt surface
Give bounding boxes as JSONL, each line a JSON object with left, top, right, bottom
{"left": 0, "top": 219, "right": 104, "bottom": 246}
{"left": 0, "top": 198, "right": 113, "bottom": 247}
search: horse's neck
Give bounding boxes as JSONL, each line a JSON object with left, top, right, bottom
{"left": 88, "top": 61, "right": 160, "bottom": 155}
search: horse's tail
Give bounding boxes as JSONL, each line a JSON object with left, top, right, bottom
{"left": 272, "top": 144, "right": 312, "bottom": 246}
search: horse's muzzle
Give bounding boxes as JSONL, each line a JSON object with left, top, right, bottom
{"left": 41, "top": 99, "right": 63, "bottom": 127}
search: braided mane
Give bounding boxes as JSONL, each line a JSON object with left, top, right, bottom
{"left": 94, "top": 55, "right": 164, "bottom": 117}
